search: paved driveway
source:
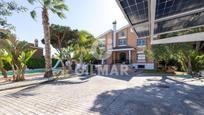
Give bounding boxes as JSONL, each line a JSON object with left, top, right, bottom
{"left": 0, "top": 75, "right": 204, "bottom": 115}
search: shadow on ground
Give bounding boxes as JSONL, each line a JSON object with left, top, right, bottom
{"left": 5, "top": 78, "right": 88, "bottom": 98}
{"left": 90, "top": 76, "right": 204, "bottom": 115}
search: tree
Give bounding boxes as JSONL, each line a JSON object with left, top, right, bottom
{"left": 3, "top": 36, "right": 36, "bottom": 81}
{"left": 150, "top": 44, "right": 173, "bottom": 69}
{"left": 42, "top": 24, "right": 79, "bottom": 73}
{"left": 74, "top": 31, "right": 95, "bottom": 67}
{"left": 49, "top": 24, "right": 79, "bottom": 51}
{"left": 27, "top": 0, "right": 68, "bottom": 78}
{"left": 18, "top": 49, "right": 36, "bottom": 80}
{"left": 0, "top": 0, "right": 26, "bottom": 29}
{"left": 150, "top": 43, "right": 204, "bottom": 74}
{"left": 0, "top": 49, "right": 7, "bottom": 78}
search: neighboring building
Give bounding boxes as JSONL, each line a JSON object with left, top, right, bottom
{"left": 28, "top": 39, "right": 44, "bottom": 59}
{"left": 98, "top": 22, "right": 154, "bottom": 69}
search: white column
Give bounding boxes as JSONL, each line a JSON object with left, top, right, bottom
{"left": 102, "top": 59, "right": 104, "bottom": 65}
{"left": 149, "top": 0, "right": 156, "bottom": 43}
{"left": 113, "top": 21, "right": 117, "bottom": 48}
{"left": 128, "top": 50, "right": 131, "bottom": 64}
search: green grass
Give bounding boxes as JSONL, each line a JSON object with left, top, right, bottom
{"left": 144, "top": 70, "right": 193, "bottom": 78}
{"left": 176, "top": 75, "right": 192, "bottom": 78}
{"left": 143, "top": 69, "right": 167, "bottom": 74}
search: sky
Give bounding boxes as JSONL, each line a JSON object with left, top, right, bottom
{"left": 7, "top": 0, "right": 128, "bottom": 54}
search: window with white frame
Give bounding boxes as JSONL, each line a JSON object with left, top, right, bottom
{"left": 137, "top": 54, "right": 146, "bottom": 62}
{"left": 119, "top": 39, "right": 126, "bottom": 46}
{"left": 119, "top": 31, "right": 126, "bottom": 46}
{"left": 120, "top": 31, "right": 126, "bottom": 38}
{"left": 137, "top": 39, "right": 146, "bottom": 46}
{"left": 98, "top": 39, "right": 105, "bottom": 48}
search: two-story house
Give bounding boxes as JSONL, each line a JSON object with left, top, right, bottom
{"left": 98, "top": 21, "right": 154, "bottom": 69}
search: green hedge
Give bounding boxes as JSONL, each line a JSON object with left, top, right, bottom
{"left": 3, "top": 58, "right": 62, "bottom": 70}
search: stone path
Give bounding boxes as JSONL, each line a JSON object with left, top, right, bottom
{"left": 0, "top": 75, "right": 203, "bottom": 115}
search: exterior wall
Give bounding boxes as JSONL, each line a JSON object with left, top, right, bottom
{"left": 29, "top": 43, "right": 44, "bottom": 59}
{"left": 132, "top": 63, "right": 154, "bottom": 70}
{"left": 116, "top": 27, "right": 137, "bottom": 48}
{"left": 106, "top": 32, "right": 113, "bottom": 50}
{"left": 131, "top": 50, "right": 137, "bottom": 63}
{"left": 99, "top": 31, "right": 113, "bottom": 64}
{"left": 126, "top": 28, "right": 137, "bottom": 48}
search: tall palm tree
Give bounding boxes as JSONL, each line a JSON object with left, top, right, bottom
{"left": 27, "top": 0, "right": 68, "bottom": 77}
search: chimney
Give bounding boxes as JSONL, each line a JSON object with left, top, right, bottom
{"left": 113, "top": 21, "right": 117, "bottom": 48}
{"left": 34, "top": 39, "right": 38, "bottom": 47}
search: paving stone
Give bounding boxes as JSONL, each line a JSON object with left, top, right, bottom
{"left": 0, "top": 76, "right": 203, "bottom": 115}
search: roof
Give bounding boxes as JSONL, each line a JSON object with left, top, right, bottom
{"left": 116, "top": 0, "right": 204, "bottom": 42}
{"left": 98, "top": 25, "right": 131, "bottom": 38}
{"left": 97, "top": 29, "right": 113, "bottom": 38}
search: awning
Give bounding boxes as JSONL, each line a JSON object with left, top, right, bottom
{"left": 108, "top": 46, "right": 135, "bottom": 51}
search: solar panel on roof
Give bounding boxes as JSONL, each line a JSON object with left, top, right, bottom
{"left": 120, "top": 0, "right": 149, "bottom": 25}
{"left": 155, "top": 11, "right": 204, "bottom": 34}
{"left": 156, "top": 0, "right": 204, "bottom": 19}
{"left": 117, "top": 0, "right": 204, "bottom": 38}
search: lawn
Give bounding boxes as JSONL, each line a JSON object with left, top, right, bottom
{"left": 143, "top": 69, "right": 167, "bottom": 74}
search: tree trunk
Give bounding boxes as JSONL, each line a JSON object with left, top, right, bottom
{"left": 21, "top": 66, "right": 26, "bottom": 81}
{"left": 60, "top": 59, "right": 66, "bottom": 77}
{"left": 42, "top": 7, "right": 53, "bottom": 78}
{"left": 11, "top": 65, "right": 16, "bottom": 81}
{"left": 187, "top": 56, "right": 192, "bottom": 74}
{"left": 0, "top": 68, "right": 7, "bottom": 78}
{"left": 80, "top": 52, "right": 83, "bottom": 68}
{"left": 195, "top": 41, "right": 201, "bottom": 51}
{"left": 66, "top": 58, "right": 73, "bottom": 74}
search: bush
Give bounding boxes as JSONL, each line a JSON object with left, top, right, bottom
{"left": 27, "top": 58, "right": 45, "bottom": 69}
{"left": 71, "top": 62, "right": 76, "bottom": 71}
{"left": 3, "top": 62, "right": 11, "bottom": 71}
{"left": 3, "top": 58, "right": 62, "bottom": 70}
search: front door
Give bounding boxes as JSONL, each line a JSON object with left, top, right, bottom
{"left": 120, "top": 53, "right": 126, "bottom": 63}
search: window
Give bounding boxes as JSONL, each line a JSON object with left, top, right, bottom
{"left": 137, "top": 54, "right": 146, "bottom": 62}
{"left": 120, "top": 31, "right": 126, "bottom": 38}
{"left": 98, "top": 39, "right": 105, "bottom": 48}
{"left": 99, "top": 42, "right": 105, "bottom": 48}
{"left": 137, "top": 39, "right": 146, "bottom": 46}
{"left": 119, "top": 39, "right": 126, "bottom": 46}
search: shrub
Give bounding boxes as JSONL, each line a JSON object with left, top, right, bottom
{"left": 27, "top": 58, "right": 45, "bottom": 69}
{"left": 3, "top": 58, "right": 62, "bottom": 70}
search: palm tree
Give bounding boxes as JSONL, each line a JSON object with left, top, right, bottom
{"left": 27, "top": 0, "right": 68, "bottom": 77}
{"left": 3, "top": 37, "right": 36, "bottom": 81}
{"left": 74, "top": 31, "right": 95, "bottom": 67}
{"left": 18, "top": 49, "right": 36, "bottom": 80}
{"left": 0, "top": 50, "right": 7, "bottom": 78}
